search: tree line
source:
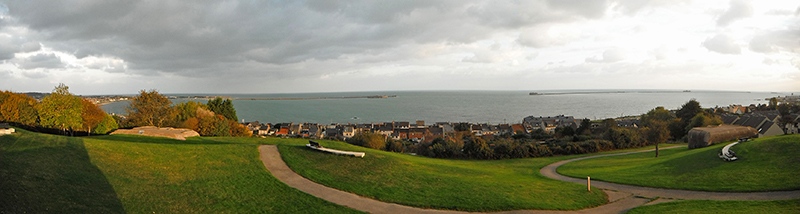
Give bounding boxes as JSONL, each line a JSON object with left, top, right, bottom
{"left": 346, "top": 99, "right": 726, "bottom": 160}
{"left": 120, "top": 89, "right": 251, "bottom": 137}
{"left": 0, "top": 84, "right": 249, "bottom": 137}
{"left": 0, "top": 84, "right": 118, "bottom": 136}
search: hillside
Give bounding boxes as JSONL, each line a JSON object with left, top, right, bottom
{"left": 558, "top": 135, "right": 800, "bottom": 192}
{"left": 0, "top": 128, "right": 360, "bottom": 213}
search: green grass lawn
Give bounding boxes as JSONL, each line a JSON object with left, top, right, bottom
{"left": 1, "top": 128, "right": 361, "bottom": 213}
{"left": 558, "top": 135, "right": 800, "bottom": 192}
{"left": 626, "top": 199, "right": 800, "bottom": 214}
{"left": 279, "top": 139, "right": 611, "bottom": 211}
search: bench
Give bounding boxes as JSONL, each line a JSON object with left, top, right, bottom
{"left": 718, "top": 142, "right": 739, "bottom": 161}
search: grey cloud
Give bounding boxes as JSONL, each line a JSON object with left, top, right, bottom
{"left": 21, "top": 70, "right": 47, "bottom": 79}
{"left": 19, "top": 42, "right": 40, "bottom": 53}
{"left": 586, "top": 49, "right": 625, "bottom": 63}
{"left": 702, "top": 34, "right": 741, "bottom": 54}
{"left": 3, "top": 0, "right": 618, "bottom": 79}
{"left": 546, "top": 0, "right": 608, "bottom": 19}
{"left": 15, "top": 53, "right": 64, "bottom": 69}
{"left": 0, "top": 43, "right": 15, "bottom": 60}
{"left": 749, "top": 28, "right": 800, "bottom": 53}
{"left": 717, "top": 0, "right": 753, "bottom": 26}
{"left": 749, "top": 34, "right": 776, "bottom": 53}
{"left": 762, "top": 57, "right": 778, "bottom": 65}
{"left": 462, "top": 51, "right": 500, "bottom": 63}
{"left": 0, "top": 70, "right": 12, "bottom": 78}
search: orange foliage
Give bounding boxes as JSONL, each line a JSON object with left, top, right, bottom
{"left": 81, "top": 99, "right": 107, "bottom": 132}
{"left": 0, "top": 91, "right": 39, "bottom": 126}
{"left": 183, "top": 117, "right": 200, "bottom": 131}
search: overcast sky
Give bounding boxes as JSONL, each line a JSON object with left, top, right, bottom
{"left": 0, "top": 0, "right": 798, "bottom": 95}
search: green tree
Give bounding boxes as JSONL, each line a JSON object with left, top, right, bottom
{"left": 174, "top": 101, "right": 207, "bottom": 122}
{"left": 93, "top": 115, "right": 119, "bottom": 134}
{"left": 640, "top": 107, "right": 676, "bottom": 126}
{"left": 676, "top": 99, "right": 703, "bottom": 121}
{"left": 643, "top": 120, "right": 670, "bottom": 157}
{"left": 603, "top": 127, "right": 641, "bottom": 149}
{"left": 599, "top": 118, "right": 617, "bottom": 133}
{"left": 126, "top": 90, "right": 174, "bottom": 127}
{"left": 453, "top": 123, "right": 470, "bottom": 132}
{"left": 575, "top": 118, "right": 592, "bottom": 135}
{"left": 37, "top": 84, "right": 83, "bottom": 136}
{"left": 769, "top": 97, "right": 779, "bottom": 110}
{"left": 207, "top": 98, "right": 238, "bottom": 121}
{"left": 463, "top": 136, "right": 492, "bottom": 159}
{"left": 684, "top": 113, "right": 722, "bottom": 132}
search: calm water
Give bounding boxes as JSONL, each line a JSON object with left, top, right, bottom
{"left": 100, "top": 90, "right": 783, "bottom": 124}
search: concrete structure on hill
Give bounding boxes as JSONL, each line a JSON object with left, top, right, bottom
{"left": 0, "top": 123, "right": 15, "bottom": 135}
{"left": 687, "top": 125, "right": 758, "bottom": 149}
{"left": 110, "top": 126, "right": 200, "bottom": 140}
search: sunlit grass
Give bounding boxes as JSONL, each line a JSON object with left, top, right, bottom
{"left": 279, "top": 138, "right": 611, "bottom": 211}
{"left": 558, "top": 135, "right": 800, "bottom": 192}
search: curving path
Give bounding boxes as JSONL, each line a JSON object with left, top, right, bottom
{"left": 540, "top": 145, "right": 800, "bottom": 200}
{"left": 260, "top": 144, "right": 800, "bottom": 214}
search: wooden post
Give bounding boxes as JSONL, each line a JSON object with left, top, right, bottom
{"left": 588, "top": 176, "right": 591, "bottom": 191}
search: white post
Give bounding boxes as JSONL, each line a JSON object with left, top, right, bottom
{"left": 588, "top": 176, "right": 591, "bottom": 191}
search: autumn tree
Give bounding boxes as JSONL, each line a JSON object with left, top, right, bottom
{"left": 207, "top": 98, "right": 238, "bottom": 121}
{"left": 347, "top": 131, "right": 386, "bottom": 150}
{"left": 80, "top": 98, "right": 106, "bottom": 135}
{"left": 37, "top": 84, "right": 83, "bottom": 136}
{"left": 174, "top": 101, "right": 207, "bottom": 122}
{"left": 126, "top": 89, "right": 174, "bottom": 127}
{"left": 0, "top": 91, "right": 39, "bottom": 126}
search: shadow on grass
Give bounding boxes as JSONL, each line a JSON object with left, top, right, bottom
{"left": 654, "top": 145, "right": 724, "bottom": 175}
{"left": 0, "top": 130, "right": 126, "bottom": 213}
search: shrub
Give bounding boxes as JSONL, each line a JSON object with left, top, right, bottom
{"left": 603, "top": 127, "right": 642, "bottom": 149}
{"left": 347, "top": 132, "right": 386, "bottom": 150}
{"left": 463, "top": 136, "right": 492, "bottom": 159}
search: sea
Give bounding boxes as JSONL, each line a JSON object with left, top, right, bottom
{"left": 100, "top": 90, "right": 787, "bottom": 125}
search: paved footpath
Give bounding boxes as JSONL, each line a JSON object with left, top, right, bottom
{"left": 259, "top": 145, "right": 800, "bottom": 214}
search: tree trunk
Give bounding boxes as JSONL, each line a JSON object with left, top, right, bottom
{"left": 655, "top": 143, "right": 659, "bottom": 157}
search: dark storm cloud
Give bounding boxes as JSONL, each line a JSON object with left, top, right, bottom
{"left": 3, "top": 0, "right": 622, "bottom": 79}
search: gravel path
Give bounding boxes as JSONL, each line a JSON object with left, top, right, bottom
{"left": 259, "top": 144, "right": 800, "bottom": 214}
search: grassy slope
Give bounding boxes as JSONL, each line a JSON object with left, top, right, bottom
{"left": 279, "top": 138, "right": 609, "bottom": 211}
{"left": 0, "top": 129, "right": 360, "bottom": 213}
{"left": 0, "top": 128, "right": 124, "bottom": 213}
{"left": 558, "top": 135, "right": 800, "bottom": 192}
{"left": 627, "top": 199, "right": 800, "bottom": 214}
